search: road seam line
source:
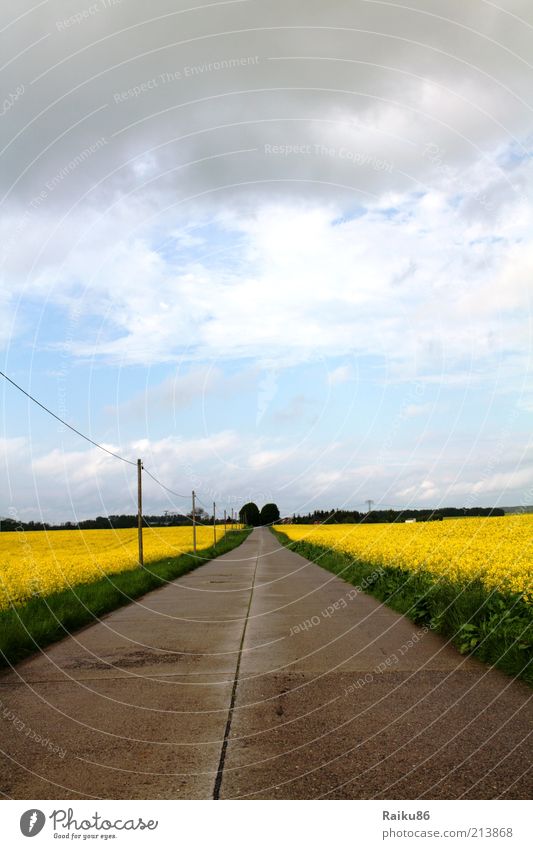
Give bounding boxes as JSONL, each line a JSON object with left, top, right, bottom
{"left": 213, "top": 537, "right": 261, "bottom": 799}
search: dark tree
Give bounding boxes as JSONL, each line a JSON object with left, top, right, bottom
{"left": 260, "top": 503, "right": 280, "bottom": 525}
{"left": 239, "top": 502, "right": 261, "bottom": 526}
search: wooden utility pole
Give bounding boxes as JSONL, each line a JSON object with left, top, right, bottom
{"left": 224, "top": 509, "right": 227, "bottom": 535}
{"left": 137, "top": 458, "right": 144, "bottom": 567}
{"left": 213, "top": 501, "right": 217, "bottom": 546}
{"left": 192, "top": 490, "right": 197, "bottom": 554}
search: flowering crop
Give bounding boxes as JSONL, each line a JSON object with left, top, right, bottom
{"left": 275, "top": 515, "right": 533, "bottom": 599}
{"left": 0, "top": 525, "right": 236, "bottom": 609}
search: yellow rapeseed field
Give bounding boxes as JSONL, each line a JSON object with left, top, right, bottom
{"left": 275, "top": 515, "right": 533, "bottom": 598}
{"left": 0, "top": 525, "right": 236, "bottom": 609}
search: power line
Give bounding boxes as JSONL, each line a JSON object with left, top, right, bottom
{"left": 0, "top": 369, "right": 231, "bottom": 513}
{"left": 0, "top": 369, "right": 136, "bottom": 466}
{"left": 141, "top": 466, "right": 189, "bottom": 499}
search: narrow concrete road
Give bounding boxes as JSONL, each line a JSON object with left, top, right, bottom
{"left": 0, "top": 528, "right": 531, "bottom": 799}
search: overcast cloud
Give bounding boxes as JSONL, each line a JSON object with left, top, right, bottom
{"left": 1, "top": 0, "right": 532, "bottom": 520}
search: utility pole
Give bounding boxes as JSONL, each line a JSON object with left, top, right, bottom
{"left": 192, "top": 490, "right": 197, "bottom": 554}
{"left": 224, "top": 509, "right": 227, "bottom": 535}
{"left": 366, "top": 499, "right": 374, "bottom": 514}
{"left": 137, "top": 459, "right": 144, "bottom": 567}
{"left": 213, "top": 501, "right": 217, "bottom": 547}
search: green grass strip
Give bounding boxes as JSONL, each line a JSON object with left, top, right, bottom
{"left": 272, "top": 528, "right": 532, "bottom": 686}
{"left": 0, "top": 529, "right": 251, "bottom": 669}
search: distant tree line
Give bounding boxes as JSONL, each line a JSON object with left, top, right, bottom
{"left": 0, "top": 511, "right": 239, "bottom": 532}
{"left": 1, "top": 504, "right": 505, "bottom": 532}
{"left": 0, "top": 519, "right": 52, "bottom": 532}
{"left": 288, "top": 506, "right": 505, "bottom": 524}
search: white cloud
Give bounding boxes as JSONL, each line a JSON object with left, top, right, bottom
{"left": 0, "top": 0, "right": 530, "bottom": 384}
{"left": 2, "top": 0, "right": 533, "bottom": 518}
{"left": 247, "top": 448, "right": 289, "bottom": 470}
{"left": 113, "top": 365, "right": 256, "bottom": 418}
{"left": 13, "top": 185, "right": 527, "bottom": 383}
{"left": 402, "top": 403, "right": 433, "bottom": 419}
{"left": 328, "top": 364, "right": 355, "bottom": 385}
{"left": 0, "top": 436, "right": 27, "bottom": 457}
{"left": 0, "top": 423, "right": 530, "bottom": 522}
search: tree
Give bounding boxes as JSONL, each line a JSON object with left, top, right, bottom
{"left": 186, "top": 506, "right": 208, "bottom": 522}
{"left": 260, "top": 503, "right": 280, "bottom": 525}
{"left": 239, "top": 502, "right": 260, "bottom": 526}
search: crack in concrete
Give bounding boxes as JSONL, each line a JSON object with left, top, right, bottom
{"left": 212, "top": 535, "right": 262, "bottom": 799}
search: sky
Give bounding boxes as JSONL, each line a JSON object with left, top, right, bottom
{"left": 1, "top": 0, "right": 532, "bottom": 522}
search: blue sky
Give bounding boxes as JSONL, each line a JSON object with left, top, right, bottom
{"left": 1, "top": 0, "right": 532, "bottom": 521}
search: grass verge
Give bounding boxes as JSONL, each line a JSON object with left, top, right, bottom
{"left": 0, "top": 529, "right": 251, "bottom": 669}
{"left": 272, "top": 528, "right": 533, "bottom": 686}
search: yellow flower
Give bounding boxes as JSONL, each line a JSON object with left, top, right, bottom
{"left": 275, "top": 515, "right": 533, "bottom": 599}
{"left": 0, "top": 525, "right": 236, "bottom": 609}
